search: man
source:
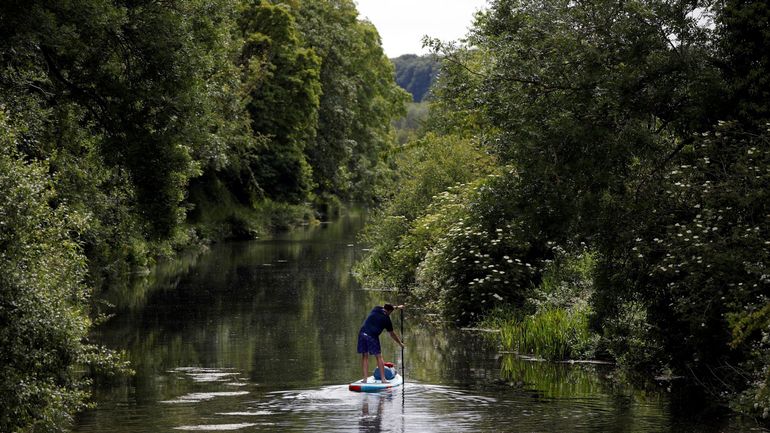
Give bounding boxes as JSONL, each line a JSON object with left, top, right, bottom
{"left": 357, "top": 303, "right": 404, "bottom": 383}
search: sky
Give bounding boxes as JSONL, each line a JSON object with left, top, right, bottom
{"left": 355, "top": 0, "right": 489, "bottom": 58}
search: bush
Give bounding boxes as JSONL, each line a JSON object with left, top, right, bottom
{"left": 494, "top": 307, "right": 594, "bottom": 361}
{"left": 356, "top": 133, "right": 494, "bottom": 290}
{"left": 482, "top": 249, "right": 599, "bottom": 360}
{"left": 415, "top": 170, "right": 547, "bottom": 324}
{"left": 0, "top": 113, "right": 127, "bottom": 432}
{"left": 593, "top": 122, "right": 770, "bottom": 414}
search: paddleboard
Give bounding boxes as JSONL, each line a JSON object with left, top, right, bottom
{"left": 348, "top": 374, "right": 403, "bottom": 392}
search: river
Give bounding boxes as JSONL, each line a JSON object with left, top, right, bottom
{"left": 74, "top": 210, "right": 765, "bottom": 432}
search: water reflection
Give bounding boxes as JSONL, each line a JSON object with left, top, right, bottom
{"left": 359, "top": 394, "right": 386, "bottom": 432}
{"left": 75, "top": 210, "right": 764, "bottom": 433}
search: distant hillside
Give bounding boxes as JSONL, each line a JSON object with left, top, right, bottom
{"left": 392, "top": 54, "right": 439, "bottom": 102}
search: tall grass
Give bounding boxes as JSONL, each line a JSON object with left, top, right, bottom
{"left": 483, "top": 249, "right": 599, "bottom": 360}
{"left": 491, "top": 306, "right": 594, "bottom": 361}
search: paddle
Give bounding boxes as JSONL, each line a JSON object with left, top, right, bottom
{"left": 400, "top": 307, "right": 405, "bottom": 387}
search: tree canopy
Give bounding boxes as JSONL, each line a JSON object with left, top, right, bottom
{"left": 359, "top": 0, "right": 770, "bottom": 418}
{"left": 0, "top": 0, "right": 406, "bottom": 429}
{"left": 392, "top": 54, "right": 440, "bottom": 102}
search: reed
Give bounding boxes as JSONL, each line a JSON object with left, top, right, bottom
{"left": 497, "top": 307, "right": 593, "bottom": 361}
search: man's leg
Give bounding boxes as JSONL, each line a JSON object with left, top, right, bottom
{"left": 362, "top": 354, "right": 369, "bottom": 383}
{"left": 375, "top": 354, "right": 388, "bottom": 383}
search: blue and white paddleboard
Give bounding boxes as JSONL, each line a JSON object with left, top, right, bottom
{"left": 348, "top": 374, "right": 403, "bottom": 392}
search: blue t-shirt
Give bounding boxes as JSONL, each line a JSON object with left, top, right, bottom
{"left": 360, "top": 306, "right": 393, "bottom": 337}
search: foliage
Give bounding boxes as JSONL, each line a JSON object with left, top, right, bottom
{"left": 480, "top": 248, "right": 599, "bottom": 360}
{"left": 0, "top": 0, "right": 404, "bottom": 428}
{"left": 530, "top": 249, "right": 595, "bottom": 313}
{"left": 490, "top": 307, "right": 594, "bottom": 361}
{"left": 0, "top": 0, "right": 248, "bottom": 425}
{"left": 428, "top": 0, "right": 769, "bottom": 407}
{"left": 294, "top": 0, "right": 410, "bottom": 202}
{"left": 425, "top": 46, "right": 490, "bottom": 139}
{"left": 355, "top": 133, "right": 494, "bottom": 291}
{"left": 393, "top": 102, "right": 430, "bottom": 145}
{"left": 416, "top": 171, "right": 548, "bottom": 324}
{"left": 0, "top": 0, "right": 249, "bottom": 277}
{"left": 0, "top": 113, "right": 128, "bottom": 432}
{"left": 358, "top": 0, "right": 770, "bottom": 418}
{"left": 238, "top": 0, "right": 321, "bottom": 203}
{"left": 594, "top": 122, "right": 770, "bottom": 410}
{"left": 392, "top": 54, "right": 440, "bottom": 102}
{"left": 186, "top": 172, "right": 314, "bottom": 241}
{"left": 717, "top": 0, "right": 770, "bottom": 124}
{"left": 0, "top": 0, "right": 248, "bottom": 238}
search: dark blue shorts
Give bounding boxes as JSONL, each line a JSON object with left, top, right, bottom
{"left": 357, "top": 330, "right": 381, "bottom": 355}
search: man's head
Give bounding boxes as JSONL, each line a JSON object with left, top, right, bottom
{"left": 383, "top": 304, "right": 394, "bottom": 315}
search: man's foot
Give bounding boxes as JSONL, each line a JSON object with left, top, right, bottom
{"left": 361, "top": 378, "right": 368, "bottom": 383}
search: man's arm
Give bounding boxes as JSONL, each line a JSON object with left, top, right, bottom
{"left": 388, "top": 330, "right": 404, "bottom": 348}
{"left": 389, "top": 305, "right": 405, "bottom": 347}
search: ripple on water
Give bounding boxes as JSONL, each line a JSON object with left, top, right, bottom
{"left": 253, "top": 381, "right": 505, "bottom": 432}
{"left": 174, "top": 423, "right": 260, "bottom": 431}
{"left": 216, "top": 411, "right": 274, "bottom": 416}
{"left": 168, "top": 367, "right": 243, "bottom": 383}
{"left": 160, "top": 391, "right": 249, "bottom": 404}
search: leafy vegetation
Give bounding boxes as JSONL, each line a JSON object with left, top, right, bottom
{"left": 392, "top": 54, "right": 440, "bottom": 102}
{"left": 357, "top": 0, "right": 770, "bottom": 419}
{"left": 0, "top": 0, "right": 405, "bottom": 429}
{"left": 393, "top": 102, "right": 430, "bottom": 145}
{"left": 355, "top": 134, "right": 495, "bottom": 293}
{"left": 0, "top": 113, "right": 128, "bottom": 432}
{"left": 295, "top": 0, "right": 410, "bottom": 203}
{"left": 483, "top": 251, "right": 598, "bottom": 361}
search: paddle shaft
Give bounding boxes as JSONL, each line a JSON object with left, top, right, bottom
{"left": 400, "top": 308, "right": 405, "bottom": 386}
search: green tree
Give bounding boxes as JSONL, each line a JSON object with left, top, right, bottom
{"left": 295, "top": 0, "right": 409, "bottom": 202}
{"left": 0, "top": 0, "right": 245, "bottom": 240}
{"left": 362, "top": 0, "right": 770, "bottom": 415}
{"left": 356, "top": 133, "right": 495, "bottom": 293}
{"left": 0, "top": 112, "right": 126, "bottom": 432}
{"left": 717, "top": 0, "right": 770, "bottom": 126}
{"left": 238, "top": 0, "right": 321, "bottom": 203}
{"left": 392, "top": 54, "right": 440, "bottom": 102}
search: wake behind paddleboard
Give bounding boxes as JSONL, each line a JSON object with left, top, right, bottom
{"left": 348, "top": 374, "right": 403, "bottom": 392}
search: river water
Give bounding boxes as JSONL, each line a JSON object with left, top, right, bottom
{"left": 75, "top": 210, "right": 765, "bottom": 433}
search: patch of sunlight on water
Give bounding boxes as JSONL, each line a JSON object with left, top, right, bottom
{"left": 216, "top": 411, "right": 274, "bottom": 416}
{"left": 173, "top": 423, "right": 261, "bottom": 431}
{"left": 169, "top": 367, "right": 242, "bottom": 379}
{"left": 160, "top": 391, "right": 250, "bottom": 404}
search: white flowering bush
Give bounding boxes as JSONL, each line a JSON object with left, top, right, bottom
{"left": 415, "top": 170, "right": 546, "bottom": 324}
{"left": 595, "top": 122, "right": 770, "bottom": 414}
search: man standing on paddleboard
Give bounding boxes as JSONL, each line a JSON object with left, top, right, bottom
{"left": 357, "top": 303, "right": 405, "bottom": 383}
